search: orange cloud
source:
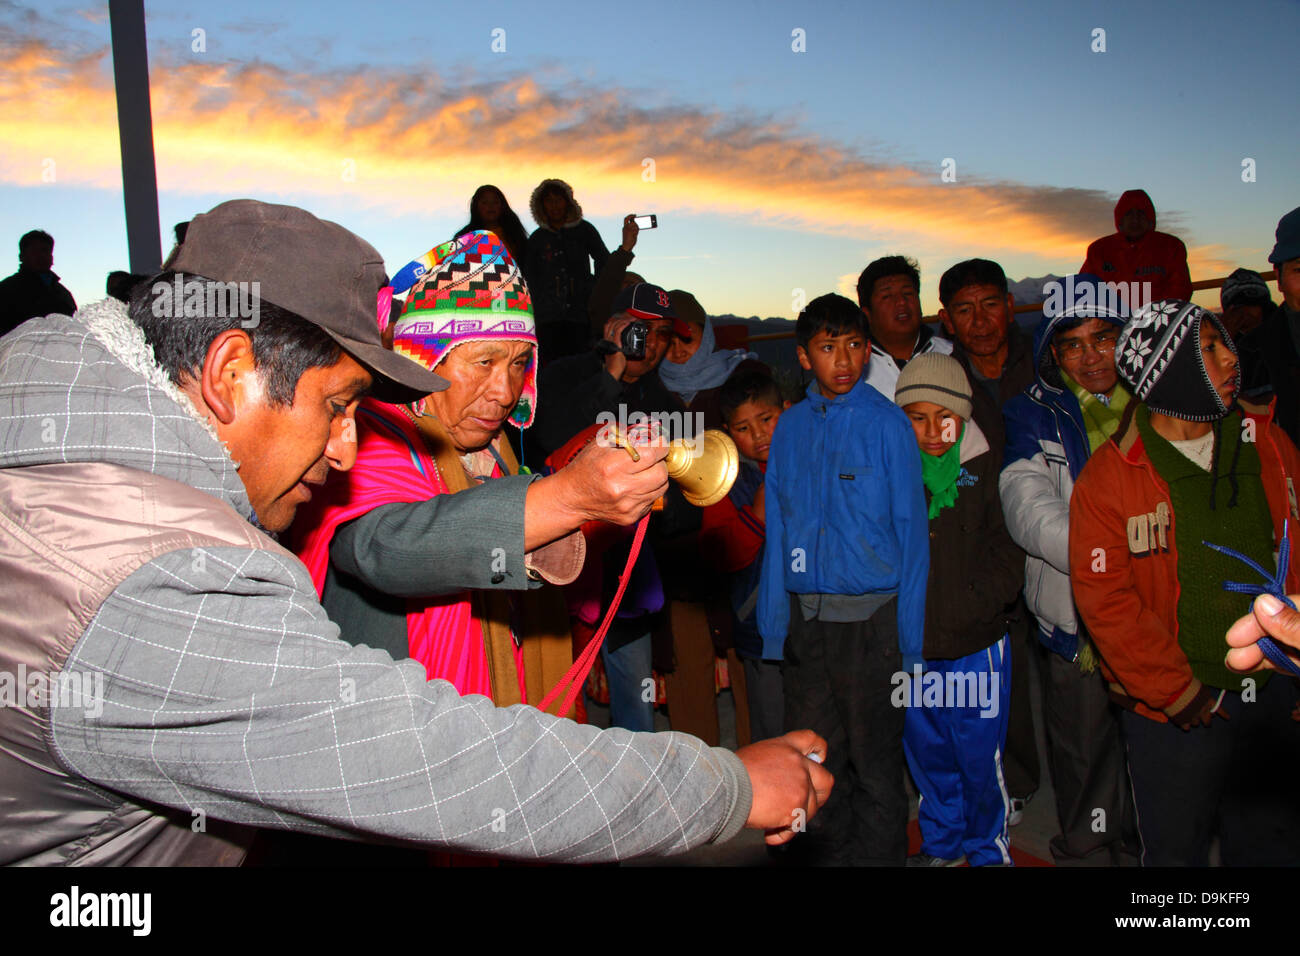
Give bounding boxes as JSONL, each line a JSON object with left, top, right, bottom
{"left": 0, "top": 30, "right": 1168, "bottom": 269}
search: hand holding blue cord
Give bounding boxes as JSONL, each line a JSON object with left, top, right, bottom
{"left": 1208, "top": 520, "right": 1300, "bottom": 678}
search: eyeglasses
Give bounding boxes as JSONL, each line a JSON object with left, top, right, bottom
{"left": 1057, "top": 332, "right": 1119, "bottom": 359}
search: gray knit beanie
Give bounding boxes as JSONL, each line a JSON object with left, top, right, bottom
{"left": 894, "top": 353, "right": 973, "bottom": 421}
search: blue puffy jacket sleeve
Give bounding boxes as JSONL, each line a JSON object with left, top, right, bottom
{"left": 888, "top": 419, "right": 929, "bottom": 670}
{"left": 756, "top": 420, "right": 791, "bottom": 659}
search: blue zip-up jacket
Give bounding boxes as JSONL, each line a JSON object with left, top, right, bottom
{"left": 757, "top": 376, "right": 928, "bottom": 668}
{"left": 998, "top": 274, "right": 1127, "bottom": 661}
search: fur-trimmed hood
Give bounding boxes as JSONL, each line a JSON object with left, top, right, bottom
{"left": 529, "top": 178, "right": 584, "bottom": 231}
{"left": 0, "top": 298, "right": 254, "bottom": 522}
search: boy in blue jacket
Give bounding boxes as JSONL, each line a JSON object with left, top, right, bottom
{"left": 757, "top": 293, "right": 929, "bottom": 866}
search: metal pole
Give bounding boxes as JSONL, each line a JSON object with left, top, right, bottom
{"left": 109, "top": 0, "right": 162, "bottom": 274}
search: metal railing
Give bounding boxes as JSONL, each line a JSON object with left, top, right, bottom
{"left": 745, "top": 268, "right": 1279, "bottom": 342}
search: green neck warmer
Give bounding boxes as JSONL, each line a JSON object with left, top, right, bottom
{"left": 1136, "top": 406, "right": 1274, "bottom": 692}
{"left": 1063, "top": 373, "right": 1131, "bottom": 454}
{"left": 921, "top": 424, "right": 964, "bottom": 520}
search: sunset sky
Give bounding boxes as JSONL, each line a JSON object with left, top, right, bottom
{"left": 1, "top": 0, "right": 1296, "bottom": 321}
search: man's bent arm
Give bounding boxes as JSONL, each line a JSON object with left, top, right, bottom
{"left": 330, "top": 476, "right": 541, "bottom": 596}
{"left": 50, "top": 545, "right": 751, "bottom": 862}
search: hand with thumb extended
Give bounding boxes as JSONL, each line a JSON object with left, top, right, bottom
{"left": 1226, "top": 593, "right": 1300, "bottom": 673}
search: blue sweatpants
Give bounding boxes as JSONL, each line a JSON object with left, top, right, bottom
{"left": 902, "top": 635, "right": 1012, "bottom": 866}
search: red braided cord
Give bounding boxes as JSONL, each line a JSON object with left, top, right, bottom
{"left": 537, "top": 513, "right": 651, "bottom": 718}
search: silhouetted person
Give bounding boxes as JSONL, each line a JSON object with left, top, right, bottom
{"left": 527, "top": 179, "right": 609, "bottom": 364}
{"left": 0, "top": 231, "right": 77, "bottom": 337}
{"left": 106, "top": 271, "right": 148, "bottom": 305}
{"left": 1219, "top": 268, "right": 1273, "bottom": 340}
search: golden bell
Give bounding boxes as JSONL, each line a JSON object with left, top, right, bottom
{"left": 663, "top": 429, "right": 740, "bottom": 508}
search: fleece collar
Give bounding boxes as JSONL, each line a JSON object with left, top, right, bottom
{"left": 12, "top": 297, "right": 257, "bottom": 524}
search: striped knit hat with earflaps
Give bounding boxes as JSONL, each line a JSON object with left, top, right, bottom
{"left": 1116, "top": 300, "right": 1238, "bottom": 423}
{"left": 1117, "top": 299, "right": 1243, "bottom": 508}
{"left": 388, "top": 230, "right": 538, "bottom": 428}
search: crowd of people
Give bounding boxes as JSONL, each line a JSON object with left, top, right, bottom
{"left": 0, "top": 180, "right": 1297, "bottom": 869}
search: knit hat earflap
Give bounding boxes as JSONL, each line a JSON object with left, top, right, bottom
{"left": 1115, "top": 300, "right": 1238, "bottom": 423}
{"left": 390, "top": 230, "right": 538, "bottom": 428}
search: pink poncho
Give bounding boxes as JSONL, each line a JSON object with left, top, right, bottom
{"left": 294, "top": 399, "right": 525, "bottom": 699}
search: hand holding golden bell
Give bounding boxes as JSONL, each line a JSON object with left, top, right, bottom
{"left": 606, "top": 427, "right": 740, "bottom": 508}
{"left": 661, "top": 429, "right": 740, "bottom": 507}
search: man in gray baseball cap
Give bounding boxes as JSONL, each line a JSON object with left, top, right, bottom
{"left": 165, "top": 198, "right": 447, "bottom": 405}
{"left": 0, "top": 198, "right": 831, "bottom": 866}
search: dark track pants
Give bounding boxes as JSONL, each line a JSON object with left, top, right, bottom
{"left": 1039, "top": 641, "right": 1134, "bottom": 862}
{"left": 1001, "top": 605, "right": 1040, "bottom": 801}
{"left": 1121, "top": 674, "right": 1300, "bottom": 866}
{"left": 782, "top": 597, "right": 906, "bottom": 866}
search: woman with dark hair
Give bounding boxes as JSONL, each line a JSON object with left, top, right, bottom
{"left": 455, "top": 184, "right": 530, "bottom": 276}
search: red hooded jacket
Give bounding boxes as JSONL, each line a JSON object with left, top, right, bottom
{"left": 1081, "top": 189, "right": 1193, "bottom": 304}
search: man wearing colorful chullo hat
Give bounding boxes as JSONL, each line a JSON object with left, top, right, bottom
{"left": 893, "top": 353, "right": 1023, "bottom": 867}
{"left": 293, "top": 231, "right": 672, "bottom": 710}
{"left": 1069, "top": 298, "right": 1300, "bottom": 866}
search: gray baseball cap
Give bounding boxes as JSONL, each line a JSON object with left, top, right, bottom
{"left": 165, "top": 199, "right": 447, "bottom": 402}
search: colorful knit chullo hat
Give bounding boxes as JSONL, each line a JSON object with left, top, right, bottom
{"left": 389, "top": 230, "right": 538, "bottom": 428}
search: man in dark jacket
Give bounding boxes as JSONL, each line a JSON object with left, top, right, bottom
{"left": 937, "top": 258, "right": 1041, "bottom": 820}
{"left": 588, "top": 214, "right": 646, "bottom": 334}
{"left": 0, "top": 230, "right": 77, "bottom": 337}
{"left": 1239, "top": 206, "right": 1300, "bottom": 448}
{"left": 529, "top": 283, "right": 693, "bottom": 733}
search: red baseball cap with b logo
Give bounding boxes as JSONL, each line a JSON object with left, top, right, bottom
{"left": 611, "top": 282, "right": 693, "bottom": 339}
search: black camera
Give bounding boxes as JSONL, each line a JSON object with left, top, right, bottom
{"left": 620, "top": 320, "right": 648, "bottom": 360}
{"left": 597, "top": 319, "right": 648, "bottom": 361}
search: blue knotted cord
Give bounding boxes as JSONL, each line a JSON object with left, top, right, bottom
{"left": 1202, "top": 521, "right": 1300, "bottom": 677}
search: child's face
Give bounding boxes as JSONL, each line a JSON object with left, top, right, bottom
{"left": 1200, "top": 320, "right": 1239, "bottom": 408}
{"left": 904, "top": 401, "right": 963, "bottom": 457}
{"left": 726, "top": 398, "right": 788, "bottom": 462}
{"left": 797, "top": 329, "right": 867, "bottom": 397}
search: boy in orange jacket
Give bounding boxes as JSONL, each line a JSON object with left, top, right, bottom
{"left": 1070, "top": 300, "right": 1300, "bottom": 866}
